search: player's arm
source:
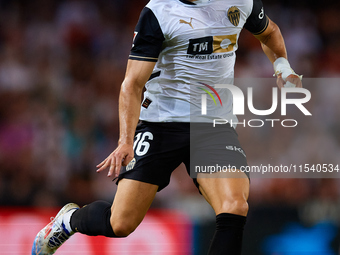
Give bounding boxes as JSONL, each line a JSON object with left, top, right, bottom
{"left": 244, "top": 0, "right": 302, "bottom": 88}
{"left": 96, "top": 6, "right": 164, "bottom": 177}
{"left": 96, "top": 60, "right": 155, "bottom": 177}
{"left": 118, "top": 60, "right": 155, "bottom": 149}
{"left": 255, "top": 19, "right": 302, "bottom": 88}
{"left": 254, "top": 18, "right": 286, "bottom": 64}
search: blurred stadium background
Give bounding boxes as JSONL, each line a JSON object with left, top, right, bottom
{"left": 0, "top": 0, "right": 340, "bottom": 254}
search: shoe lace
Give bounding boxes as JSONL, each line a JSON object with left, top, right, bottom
{"left": 47, "top": 217, "right": 71, "bottom": 249}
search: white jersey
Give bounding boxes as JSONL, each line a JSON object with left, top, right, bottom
{"left": 129, "top": 0, "right": 268, "bottom": 124}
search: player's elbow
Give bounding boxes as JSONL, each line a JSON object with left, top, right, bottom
{"left": 121, "top": 78, "right": 144, "bottom": 95}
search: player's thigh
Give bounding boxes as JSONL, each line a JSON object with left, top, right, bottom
{"left": 110, "top": 179, "right": 158, "bottom": 234}
{"left": 197, "top": 173, "right": 249, "bottom": 216}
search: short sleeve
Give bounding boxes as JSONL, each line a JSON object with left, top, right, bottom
{"left": 129, "top": 7, "right": 165, "bottom": 62}
{"left": 244, "top": 0, "right": 269, "bottom": 35}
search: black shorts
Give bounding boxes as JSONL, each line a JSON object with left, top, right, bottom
{"left": 116, "top": 121, "right": 248, "bottom": 191}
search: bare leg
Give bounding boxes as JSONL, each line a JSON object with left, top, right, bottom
{"left": 197, "top": 174, "right": 249, "bottom": 216}
{"left": 70, "top": 178, "right": 158, "bottom": 237}
{"left": 197, "top": 172, "right": 249, "bottom": 255}
{"left": 110, "top": 179, "right": 159, "bottom": 236}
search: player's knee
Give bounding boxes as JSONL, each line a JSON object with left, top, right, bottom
{"left": 220, "top": 198, "right": 249, "bottom": 216}
{"left": 234, "top": 199, "right": 249, "bottom": 216}
{"left": 110, "top": 218, "right": 137, "bottom": 237}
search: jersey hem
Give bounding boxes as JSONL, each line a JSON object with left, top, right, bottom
{"left": 129, "top": 55, "right": 158, "bottom": 62}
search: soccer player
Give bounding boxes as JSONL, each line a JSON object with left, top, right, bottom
{"left": 32, "top": 0, "right": 302, "bottom": 254}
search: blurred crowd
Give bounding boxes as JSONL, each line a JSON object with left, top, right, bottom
{"left": 0, "top": 0, "right": 339, "bottom": 217}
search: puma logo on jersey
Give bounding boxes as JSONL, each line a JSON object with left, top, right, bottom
{"left": 179, "top": 18, "right": 194, "bottom": 29}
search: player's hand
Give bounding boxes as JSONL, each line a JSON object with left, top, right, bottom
{"left": 276, "top": 73, "right": 303, "bottom": 89}
{"left": 96, "top": 143, "right": 134, "bottom": 178}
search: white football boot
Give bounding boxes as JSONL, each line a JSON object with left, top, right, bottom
{"left": 32, "top": 203, "right": 80, "bottom": 255}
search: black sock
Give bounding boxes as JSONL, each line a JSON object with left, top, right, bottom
{"left": 70, "top": 200, "right": 117, "bottom": 237}
{"left": 207, "top": 213, "right": 247, "bottom": 255}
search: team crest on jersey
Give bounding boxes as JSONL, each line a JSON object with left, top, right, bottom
{"left": 227, "top": 6, "right": 240, "bottom": 27}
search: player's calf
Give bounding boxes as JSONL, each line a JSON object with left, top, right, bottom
{"left": 70, "top": 200, "right": 117, "bottom": 237}
{"left": 110, "top": 220, "right": 137, "bottom": 237}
